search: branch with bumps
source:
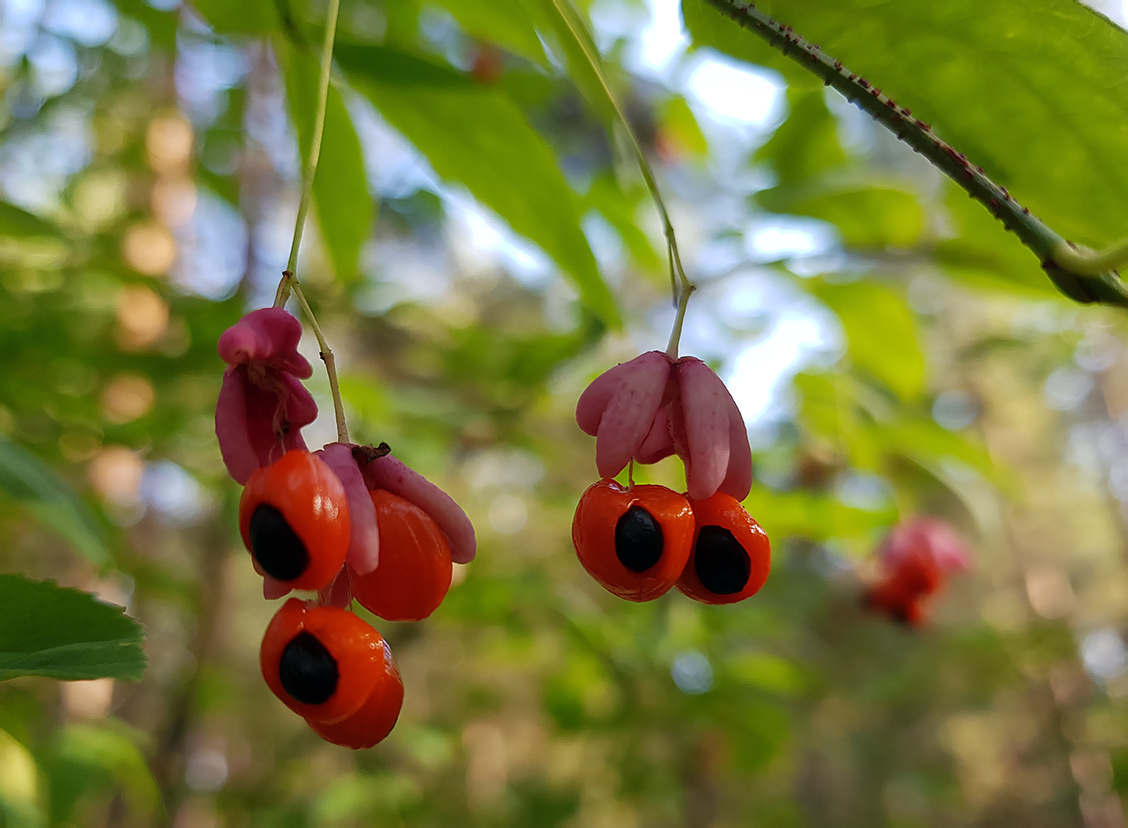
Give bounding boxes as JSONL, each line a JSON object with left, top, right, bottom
{"left": 701, "top": 0, "right": 1128, "bottom": 308}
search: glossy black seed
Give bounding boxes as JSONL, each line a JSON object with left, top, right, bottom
{"left": 279, "top": 631, "right": 339, "bottom": 705}
{"left": 249, "top": 504, "right": 308, "bottom": 581}
{"left": 694, "top": 526, "right": 751, "bottom": 595}
{"left": 615, "top": 506, "right": 664, "bottom": 572}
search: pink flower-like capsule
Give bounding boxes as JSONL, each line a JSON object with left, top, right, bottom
{"left": 878, "top": 517, "right": 971, "bottom": 576}
{"left": 357, "top": 446, "right": 477, "bottom": 565}
{"left": 256, "top": 443, "right": 477, "bottom": 606}
{"left": 575, "top": 351, "right": 752, "bottom": 501}
{"left": 215, "top": 308, "right": 318, "bottom": 484}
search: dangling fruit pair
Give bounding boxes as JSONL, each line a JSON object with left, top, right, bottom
{"left": 237, "top": 448, "right": 457, "bottom": 748}
{"left": 239, "top": 449, "right": 453, "bottom": 622}
{"left": 572, "top": 479, "right": 770, "bottom": 604}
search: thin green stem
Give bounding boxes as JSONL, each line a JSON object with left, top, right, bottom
{"left": 702, "top": 0, "right": 1128, "bottom": 308}
{"left": 287, "top": 273, "right": 349, "bottom": 444}
{"left": 549, "top": 0, "right": 694, "bottom": 306}
{"left": 271, "top": 0, "right": 349, "bottom": 444}
{"left": 274, "top": 0, "right": 341, "bottom": 309}
{"left": 664, "top": 278, "right": 694, "bottom": 358}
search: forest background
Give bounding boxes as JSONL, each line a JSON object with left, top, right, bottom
{"left": 3, "top": 0, "right": 1128, "bottom": 826}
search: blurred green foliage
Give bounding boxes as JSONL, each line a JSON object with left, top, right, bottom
{"left": 1, "top": 0, "right": 1128, "bottom": 826}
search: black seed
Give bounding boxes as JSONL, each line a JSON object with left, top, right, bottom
{"left": 249, "top": 504, "right": 309, "bottom": 581}
{"left": 279, "top": 631, "right": 339, "bottom": 705}
{"left": 694, "top": 526, "right": 751, "bottom": 595}
{"left": 615, "top": 506, "right": 664, "bottom": 573}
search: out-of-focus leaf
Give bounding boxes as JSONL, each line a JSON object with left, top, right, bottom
{"left": 743, "top": 485, "right": 895, "bottom": 542}
{"left": 726, "top": 652, "right": 811, "bottom": 695}
{"left": 935, "top": 181, "right": 1064, "bottom": 299}
{"left": 0, "top": 203, "right": 63, "bottom": 240}
{"left": 109, "top": 0, "right": 180, "bottom": 49}
{"left": 809, "top": 279, "right": 926, "bottom": 401}
{"left": 879, "top": 417, "right": 1013, "bottom": 491}
{"left": 42, "top": 724, "right": 160, "bottom": 826}
{"left": 754, "top": 87, "right": 847, "bottom": 187}
{"left": 685, "top": 0, "right": 1128, "bottom": 247}
{"left": 657, "top": 95, "right": 708, "bottom": 159}
{"left": 583, "top": 174, "right": 663, "bottom": 275}
{"left": 190, "top": 0, "right": 275, "bottom": 33}
{"left": 520, "top": 0, "right": 618, "bottom": 127}
{"left": 0, "top": 729, "right": 42, "bottom": 828}
{"left": 336, "top": 45, "right": 619, "bottom": 328}
{"left": 426, "top": 0, "right": 549, "bottom": 67}
{"left": 758, "top": 182, "right": 925, "bottom": 249}
{"left": 792, "top": 370, "right": 880, "bottom": 470}
{"left": 0, "top": 575, "right": 145, "bottom": 682}
{"left": 281, "top": 47, "right": 373, "bottom": 285}
{"left": 0, "top": 439, "right": 111, "bottom": 567}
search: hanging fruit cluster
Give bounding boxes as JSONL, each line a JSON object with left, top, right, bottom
{"left": 572, "top": 350, "right": 771, "bottom": 604}
{"left": 863, "top": 517, "right": 970, "bottom": 627}
{"left": 215, "top": 308, "right": 475, "bottom": 749}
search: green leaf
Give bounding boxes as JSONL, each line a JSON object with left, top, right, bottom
{"left": 758, "top": 182, "right": 925, "bottom": 249}
{"left": 687, "top": 0, "right": 1128, "bottom": 247}
{"left": 43, "top": 724, "right": 161, "bottom": 826}
{"left": 0, "top": 575, "right": 146, "bottom": 682}
{"left": 809, "top": 279, "right": 926, "bottom": 401}
{"left": 336, "top": 44, "right": 619, "bottom": 328}
{"left": 426, "top": 0, "right": 549, "bottom": 67}
{"left": 0, "top": 203, "right": 63, "bottom": 240}
{"left": 189, "top": 0, "right": 275, "bottom": 33}
{"left": 792, "top": 370, "right": 880, "bottom": 470}
{"left": 753, "top": 86, "right": 847, "bottom": 187}
{"left": 744, "top": 485, "right": 895, "bottom": 542}
{"left": 657, "top": 95, "right": 709, "bottom": 159}
{"left": 0, "top": 729, "right": 42, "bottom": 828}
{"left": 281, "top": 47, "right": 373, "bottom": 285}
{"left": 582, "top": 174, "right": 662, "bottom": 274}
{"left": 879, "top": 417, "right": 1013, "bottom": 491}
{"left": 0, "top": 439, "right": 112, "bottom": 567}
{"left": 519, "top": 0, "right": 619, "bottom": 128}
{"left": 935, "top": 181, "right": 1063, "bottom": 299}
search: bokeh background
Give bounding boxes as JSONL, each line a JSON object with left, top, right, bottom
{"left": 3, "top": 0, "right": 1128, "bottom": 825}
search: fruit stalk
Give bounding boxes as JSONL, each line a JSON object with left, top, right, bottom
{"left": 701, "top": 0, "right": 1128, "bottom": 307}
{"left": 270, "top": 0, "right": 349, "bottom": 443}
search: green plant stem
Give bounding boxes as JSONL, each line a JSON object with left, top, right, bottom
{"left": 701, "top": 0, "right": 1128, "bottom": 308}
{"left": 271, "top": 0, "right": 349, "bottom": 444}
{"left": 288, "top": 273, "right": 349, "bottom": 444}
{"left": 276, "top": 0, "right": 340, "bottom": 304}
{"left": 549, "top": 0, "right": 694, "bottom": 309}
{"left": 664, "top": 275, "right": 694, "bottom": 358}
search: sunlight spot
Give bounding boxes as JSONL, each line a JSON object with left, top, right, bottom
{"left": 488, "top": 493, "right": 527, "bottom": 536}
{"left": 685, "top": 55, "right": 780, "bottom": 125}
{"left": 1081, "top": 628, "right": 1128, "bottom": 683}
{"left": 671, "top": 650, "right": 714, "bottom": 694}
{"left": 101, "top": 374, "right": 155, "bottom": 424}
{"left": 122, "top": 221, "right": 176, "bottom": 276}
{"left": 116, "top": 285, "right": 169, "bottom": 350}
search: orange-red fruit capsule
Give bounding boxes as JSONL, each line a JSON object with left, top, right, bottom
{"left": 863, "top": 579, "right": 926, "bottom": 627}
{"left": 571, "top": 479, "right": 695, "bottom": 602}
{"left": 239, "top": 449, "right": 350, "bottom": 591}
{"left": 260, "top": 598, "right": 403, "bottom": 741}
{"left": 350, "top": 489, "right": 453, "bottom": 622}
{"left": 676, "top": 493, "right": 770, "bottom": 605}
{"left": 305, "top": 658, "right": 405, "bottom": 749}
